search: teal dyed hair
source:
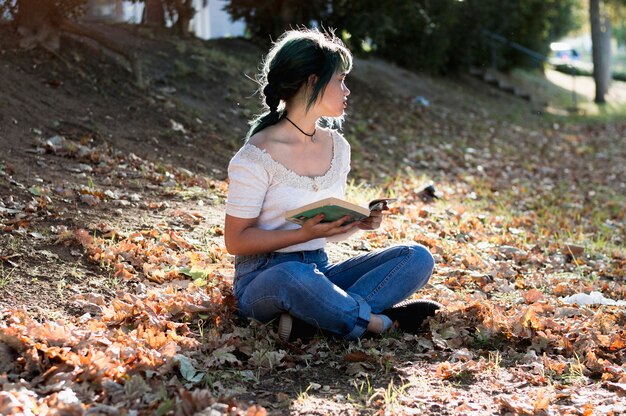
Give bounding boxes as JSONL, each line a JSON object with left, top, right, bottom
{"left": 247, "top": 28, "right": 353, "bottom": 139}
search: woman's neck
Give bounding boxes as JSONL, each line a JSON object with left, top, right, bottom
{"left": 283, "top": 107, "right": 319, "bottom": 142}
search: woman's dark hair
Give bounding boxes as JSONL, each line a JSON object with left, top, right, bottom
{"left": 247, "top": 28, "right": 353, "bottom": 139}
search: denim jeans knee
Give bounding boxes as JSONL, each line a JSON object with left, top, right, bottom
{"left": 233, "top": 245, "right": 434, "bottom": 340}
{"left": 234, "top": 251, "right": 372, "bottom": 339}
{"left": 405, "top": 243, "right": 435, "bottom": 291}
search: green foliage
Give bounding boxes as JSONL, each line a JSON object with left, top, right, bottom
{"left": 224, "top": 0, "right": 329, "bottom": 43}
{"left": 329, "top": 0, "right": 463, "bottom": 73}
{"left": 224, "top": 0, "right": 580, "bottom": 73}
{"left": 553, "top": 63, "right": 591, "bottom": 76}
{"left": 607, "top": 0, "right": 626, "bottom": 43}
{"left": 554, "top": 63, "right": 626, "bottom": 81}
{"left": 615, "top": 71, "right": 626, "bottom": 81}
{"left": 329, "top": 0, "right": 580, "bottom": 73}
{"left": 614, "top": 19, "right": 626, "bottom": 48}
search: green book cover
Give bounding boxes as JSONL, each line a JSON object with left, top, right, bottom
{"left": 285, "top": 197, "right": 395, "bottom": 226}
{"left": 287, "top": 205, "right": 369, "bottom": 225}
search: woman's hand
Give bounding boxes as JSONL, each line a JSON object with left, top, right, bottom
{"left": 299, "top": 214, "right": 359, "bottom": 239}
{"left": 225, "top": 213, "right": 359, "bottom": 255}
{"left": 357, "top": 209, "right": 384, "bottom": 230}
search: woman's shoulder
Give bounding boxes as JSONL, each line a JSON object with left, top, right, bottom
{"left": 230, "top": 129, "right": 285, "bottom": 174}
{"left": 322, "top": 127, "right": 350, "bottom": 150}
{"left": 230, "top": 137, "right": 267, "bottom": 166}
{"left": 246, "top": 128, "right": 271, "bottom": 149}
{"left": 247, "top": 124, "right": 292, "bottom": 152}
{"left": 233, "top": 126, "right": 280, "bottom": 160}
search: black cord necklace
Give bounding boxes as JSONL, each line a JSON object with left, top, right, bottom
{"left": 284, "top": 116, "right": 316, "bottom": 139}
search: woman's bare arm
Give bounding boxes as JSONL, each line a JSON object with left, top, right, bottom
{"left": 224, "top": 213, "right": 359, "bottom": 255}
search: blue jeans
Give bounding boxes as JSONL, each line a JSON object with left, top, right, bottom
{"left": 233, "top": 244, "right": 434, "bottom": 340}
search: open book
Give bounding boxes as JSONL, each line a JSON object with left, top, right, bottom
{"left": 285, "top": 197, "right": 396, "bottom": 226}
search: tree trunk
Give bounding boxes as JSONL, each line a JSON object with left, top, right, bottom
{"left": 84, "top": 0, "right": 100, "bottom": 20}
{"left": 114, "top": 0, "right": 125, "bottom": 22}
{"left": 15, "top": 0, "right": 61, "bottom": 50}
{"left": 590, "top": 0, "right": 612, "bottom": 104}
{"left": 59, "top": 18, "right": 144, "bottom": 88}
{"left": 14, "top": 0, "right": 143, "bottom": 88}
{"left": 143, "top": 0, "right": 166, "bottom": 27}
{"left": 173, "top": 0, "right": 196, "bottom": 36}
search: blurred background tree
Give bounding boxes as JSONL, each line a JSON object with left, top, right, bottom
{"left": 223, "top": 0, "right": 329, "bottom": 43}
{"left": 225, "top": 0, "right": 580, "bottom": 74}
{"left": 589, "top": 0, "right": 626, "bottom": 102}
{"left": 1, "top": 0, "right": 622, "bottom": 100}
{"left": 0, "top": 0, "right": 208, "bottom": 87}
{"left": 134, "top": 0, "right": 207, "bottom": 35}
{"left": 0, "top": 0, "right": 208, "bottom": 45}
{"left": 590, "top": 0, "right": 611, "bottom": 103}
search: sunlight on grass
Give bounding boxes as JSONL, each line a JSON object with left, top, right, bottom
{"left": 513, "top": 68, "right": 626, "bottom": 122}
{"left": 345, "top": 179, "right": 391, "bottom": 206}
{"left": 379, "top": 167, "right": 624, "bottom": 262}
{"left": 577, "top": 100, "right": 626, "bottom": 121}
{"left": 465, "top": 175, "right": 624, "bottom": 257}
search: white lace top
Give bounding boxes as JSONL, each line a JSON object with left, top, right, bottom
{"left": 226, "top": 130, "right": 351, "bottom": 252}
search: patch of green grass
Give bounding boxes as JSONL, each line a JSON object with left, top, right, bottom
{"left": 1, "top": 235, "right": 21, "bottom": 254}
{"left": 458, "top": 173, "right": 624, "bottom": 258}
{"left": 489, "top": 290, "right": 523, "bottom": 305}
{"left": 345, "top": 179, "right": 388, "bottom": 206}
{"left": 171, "top": 185, "right": 209, "bottom": 200}
{"left": 367, "top": 378, "right": 416, "bottom": 413}
{"left": 0, "top": 265, "right": 17, "bottom": 288}
{"left": 487, "top": 350, "right": 502, "bottom": 373}
{"left": 561, "top": 354, "right": 587, "bottom": 385}
{"left": 203, "top": 369, "right": 258, "bottom": 391}
{"left": 179, "top": 265, "right": 219, "bottom": 288}
{"left": 449, "top": 369, "right": 477, "bottom": 385}
{"left": 174, "top": 40, "right": 187, "bottom": 55}
{"left": 173, "top": 59, "right": 192, "bottom": 78}
{"left": 468, "top": 328, "right": 508, "bottom": 351}
{"left": 513, "top": 68, "right": 626, "bottom": 123}
{"left": 294, "top": 383, "right": 313, "bottom": 402}
{"left": 543, "top": 354, "right": 587, "bottom": 387}
{"left": 56, "top": 277, "right": 67, "bottom": 301}
{"left": 347, "top": 375, "right": 374, "bottom": 404}
{"left": 196, "top": 46, "right": 250, "bottom": 74}
{"left": 103, "top": 270, "right": 121, "bottom": 290}
{"left": 553, "top": 100, "right": 626, "bottom": 124}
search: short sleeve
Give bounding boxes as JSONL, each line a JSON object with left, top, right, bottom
{"left": 333, "top": 131, "right": 351, "bottom": 194}
{"left": 226, "top": 149, "right": 270, "bottom": 219}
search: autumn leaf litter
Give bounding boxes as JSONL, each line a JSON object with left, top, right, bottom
{"left": 1, "top": 58, "right": 625, "bottom": 416}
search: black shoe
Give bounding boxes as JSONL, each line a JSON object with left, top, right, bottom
{"left": 277, "top": 313, "right": 321, "bottom": 343}
{"left": 277, "top": 313, "right": 292, "bottom": 342}
{"left": 381, "top": 299, "right": 442, "bottom": 333}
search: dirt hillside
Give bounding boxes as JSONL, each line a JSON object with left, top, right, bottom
{"left": 1, "top": 23, "right": 625, "bottom": 415}
{"left": 0, "top": 22, "right": 554, "bottom": 318}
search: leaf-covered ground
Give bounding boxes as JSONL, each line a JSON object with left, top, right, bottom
{"left": 0, "top": 25, "right": 625, "bottom": 415}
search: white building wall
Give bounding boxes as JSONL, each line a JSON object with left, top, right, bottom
{"left": 191, "top": 0, "right": 246, "bottom": 39}
{"left": 123, "top": 1, "right": 144, "bottom": 24}
{"left": 85, "top": 0, "right": 125, "bottom": 21}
